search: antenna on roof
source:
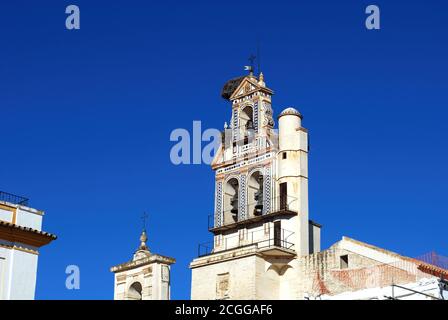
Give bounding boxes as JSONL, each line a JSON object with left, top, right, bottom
{"left": 257, "top": 40, "right": 261, "bottom": 75}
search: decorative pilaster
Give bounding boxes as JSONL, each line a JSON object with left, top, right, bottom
{"left": 254, "top": 101, "right": 259, "bottom": 132}
{"left": 239, "top": 174, "right": 247, "bottom": 221}
{"left": 215, "top": 181, "right": 223, "bottom": 227}
{"left": 263, "top": 166, "right": 272, "bottom": 215}
{"left": 232, "top": 108, "right": 239, "bottom": 142}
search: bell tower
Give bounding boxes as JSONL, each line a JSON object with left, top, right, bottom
{"left": 213, "top": 70, "right": 277, "bottom": 226}
{"left": 111, "top": 226, "right": 175, "bottom": 300}
{"left": 190, "top": 68, "right": 321, "bottom": 300}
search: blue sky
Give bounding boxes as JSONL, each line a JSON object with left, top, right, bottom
{"left": 0, "top": 1, "right": 447, "bottom": 299}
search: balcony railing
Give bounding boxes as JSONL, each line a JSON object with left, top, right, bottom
{"left": 0, "top": 191, "right": 29, "bottom": 206}
{"left": 209, "top": 195, "right": 298, "bottom": 230}
{"left": 221, "top": 127, "right": 278, "bottom": 157}
{"left": 198, "top": 227, "right": 295, "bottom": 257}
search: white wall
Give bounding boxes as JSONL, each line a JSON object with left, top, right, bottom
{"left": 8, "top": 249, "right": 38, "bottom": 300}
{"left": 0, "top": 208, "right": 13, "bottom": 223}
{"left": 0, "top": 247, "right": 38, "bottom": 300}
{"left": 0, "top": 250, "right": 9, "bottom": 300}
{"left": 15, "top": 208, "right": 43, "bottom": 231}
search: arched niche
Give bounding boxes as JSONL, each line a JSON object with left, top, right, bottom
{"left": 240, "top": 105, "right": 254, "bottom": 128}
{"left": 223, "top": 177, "right": 239, "bottom": 224}
{"left": 240, "top": 105, "right": 255, "bottom": 144}
{"left": 127, "top": 282, "right": 143, "bottom": 300}
{"left": 247, "top": 170, "right": 263, "bottom": 218}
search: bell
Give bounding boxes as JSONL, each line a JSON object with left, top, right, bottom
{"left": 254, "top": 204, "right": 263, "bottom": 216}
{"left": 253, "top": 176, "right": 263, "bottom": 216}
{"left": 230, "top": 193, "right": 239, "bottom": 216}
{"left": 246, "top": 120, "right": 254, "bottom": 130}
{"left": 253, "top": 193, "right": 263, "bottom": 216}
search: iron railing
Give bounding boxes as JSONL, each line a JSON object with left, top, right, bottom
{"left": 198, "top": 227, "right": 295, "bottom": 257}
{"left": 0, "top": 191, "right": 29, "bottom": 206}
{"left": 209, "top": 195, "right": 298, "bottom": 230}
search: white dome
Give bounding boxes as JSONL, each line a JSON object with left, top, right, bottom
{"left": 279, "top": 107, "right": 302, "bottom": 119}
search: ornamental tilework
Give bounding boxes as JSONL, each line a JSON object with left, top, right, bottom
{"left": 215, "top": 181, "right": 223, "bottom": 227}
{"left": 232, "top": 108, "right": 238, "bottom": 142}
{"left": 263, "top": 166, "right": 272, "bottom": 215}
{"left": 254, "top": 102, "right": 259, "bottom": 132}
{"left": 239, "top": 174, "right": 247, "bottom": 221}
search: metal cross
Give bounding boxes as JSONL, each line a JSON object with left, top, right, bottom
{"left": 248, "top": 54, "right": 256, "bottom": 70}
{"left": 141, "top": 212, "right": 149, "bottom": 231}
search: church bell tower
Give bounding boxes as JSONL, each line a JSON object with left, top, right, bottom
{"left": 190, "top": 68, "right": 321, "bottom": 300}
{"left": 111, "top": 226, "right": 175, "bottom": 300}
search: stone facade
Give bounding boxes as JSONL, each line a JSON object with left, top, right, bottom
{"left": 192, "top": 235, "right": 448, "bottom": 300}
{"left": 111, "top": 230, "right": 175, "bottom": 300}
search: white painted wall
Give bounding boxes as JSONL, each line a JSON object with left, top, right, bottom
{"left": 0, "top": 209, "right": 13, "bottom": 223}
{"left": 15, "top": 208, "right": 43, "bottom": 231}
{"left": 0, "top": 246, "right": 38, "bottom": 300}
{"left": 0, "top": 202, "right": 48, "bottom": 300}
{"left": 8, "top": 249, "right": 38, "bottom": 300}
{"left": 0, "top": 252, "right": 8, "bottom": 300}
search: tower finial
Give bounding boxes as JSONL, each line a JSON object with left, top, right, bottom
{"left": 139, "top": 229, "right": 148, "bottom": 250}
{"left": 139, "top": 212, "right": 149, "bottom": 251}
{"left": 258, "top": 72, "right": 265, "bottom": 87}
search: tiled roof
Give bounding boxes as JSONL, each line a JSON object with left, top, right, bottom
{"left": 0, "top": 220, "right": 57, "bottom": 248}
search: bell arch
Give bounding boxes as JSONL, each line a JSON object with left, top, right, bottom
{"left": 127, "top": 282, "right": 143, "bottom": 300}
{"left": 239, "top": 105, "right": 255, "bottom": 145}
{"left": 247, "top": 169, "right": 264, "bottom": 218}
{"left": 223, "top": 177, "right": 239, "bottom": 225}
{"left": 239, "top": 105, "right": 254, "bottom": 129}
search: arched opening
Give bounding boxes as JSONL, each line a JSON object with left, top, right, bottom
{"left": 247, "top": 171, "right": 263, "bottom": 217}
{"left": 127, "top": 282, "right": 143, "bottom": 300}
{"left": 223, "top": 178, "right": 239, "bottom": 224}
{"left": 240, "top": 106, "right": 255, "bottom": 144}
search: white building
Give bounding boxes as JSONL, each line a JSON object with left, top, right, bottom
{"left": 0, "top": 191, "right": 56, "bottom": 300}
{"left": 111, "top": 229, "right": 175, "bottom": 300}
{"left": 189, "top": 70, "right": 448, "bottom": 300}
